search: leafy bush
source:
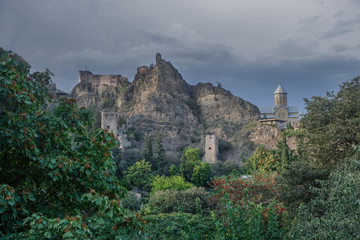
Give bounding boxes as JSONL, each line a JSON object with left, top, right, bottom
{"left": 211, "top": 173, "right": 281, "bottom": 208}
{"left": 180, "top": 147, "right": 202, "bottom": 181}
{"left": 277, "top": 160, "right": 329, "bottom": 217}
{"left": 151, "top": 175, "right": 193, "bottom": 193}
{"left": 211, "top": 174, "right": 289, "bottom": 239}
{"left": 191, "top": 162, "right": 211, "bottom": 187}
{"left": 245, "top": 145, "right": 280, "bottom": 173}
{"left": 147, "top": 187, "right": 210, "bottom": 214}
{"left": 211, "top": 160, "right": 242, "bottom": 177}
{"left": 125, "top": 160, "right": 152, "bottom": 194}
{"left": 288, "top": 159, "right": 360, "bottom": 239}
{"left": 143, "top": 213, "right": 215, "bottom": 239}
{"left": 212, "top": 194, "right": 288, "bottom": 240}
{"left": 121, "top": 191, "right": 141, "bottom": 212}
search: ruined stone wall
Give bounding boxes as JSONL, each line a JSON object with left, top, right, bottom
{"left": 78, "top": 71, "right": 128, "bottom": 94}
{"left": 118, "top": 131, "right": 131, "bottom": 149}
{"left": 203, "top": 135, "right": 218, "bottom": 164}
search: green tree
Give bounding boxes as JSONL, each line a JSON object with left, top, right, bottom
{"left": 301, "top": 76, "right": 360, "bottom": 168}
{"left": 169, "top": 164, "right": 180, "bottom": 176}
{"left": 289, "top": 159, "right": 360, "bottom": 239}
{"left": 116, "top": 148, "right": 142, "bottom": 179}
{"left": 0, "top": 49, "right": 142, "bottom": 239}
{"left": 154, "top": 133, "right": 166, "bottom": 172}
{"left": 277, "top": 133, "right": 290, "bottom": 172}
{"left": 191, "top": 162, "right": 211, "bottom": 187}
{"left": 180, "top": 147, "right": 202, "bottom": 181}
{"left": 246, "top": 145, "right": 279, "bottom": 173}
{"left": 125, "top": 160, "right": 152, "bottom": 194}
{"left": 277, "top": 160, "right": 328, "bottom": 218}
{"left": 147, "top": 186, "right": 210, "bottom": 214}
{"left": 142, "top": 136, "right": 154, "bottom": 170}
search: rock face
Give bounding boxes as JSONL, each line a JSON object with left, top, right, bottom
{"left": 71, "top": 53, "right": 260, "bottom": 163}
{"left": 250, "top": 124, "right": 297, "bottom": 150}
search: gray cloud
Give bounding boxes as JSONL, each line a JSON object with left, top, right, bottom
{"left": 0, "top": 0, "right": 359, "bottom": 113}
{"left": 322, "top": 15, "right": 360, "bottom": 39}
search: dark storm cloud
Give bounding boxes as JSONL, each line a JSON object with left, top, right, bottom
{"left": 0, "top": 0, "right": 359, "bottom": 113}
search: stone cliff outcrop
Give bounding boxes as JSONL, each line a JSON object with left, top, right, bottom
{"left": 72, "top": 53, "right": 261, "bottom": 163}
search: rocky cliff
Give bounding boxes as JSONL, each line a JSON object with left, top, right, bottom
{"left": 72, "top": 53, "right": 260, "bottom": 163}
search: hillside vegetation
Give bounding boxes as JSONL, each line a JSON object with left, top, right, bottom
{"left": 2, "top": 48, "right": 360, "bottom": 239}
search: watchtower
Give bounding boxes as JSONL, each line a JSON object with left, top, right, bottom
{"left": 203, "top": 135, "right": 218, "bottom": 164}
{"left": 101, "top": 112, "right": 118, "bottom": 135}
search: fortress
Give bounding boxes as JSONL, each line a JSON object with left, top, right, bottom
{"left": 77, "top": 70, "right": 129, "bottom": 95}
{"left": 78, "top": 70, "right": 128, "bottom": 85}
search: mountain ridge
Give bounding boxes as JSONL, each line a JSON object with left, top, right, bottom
{"left": 71, "top": 53, "right": 260, "bottom": 163}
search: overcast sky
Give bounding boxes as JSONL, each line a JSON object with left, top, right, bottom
{"left": 1, "top": 0, "right": 359, "bottom": 113}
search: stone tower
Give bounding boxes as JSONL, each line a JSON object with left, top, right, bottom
{"left": 274, "top": 84, "right": 287, "bottom": 107}
{"left": 203, "top": 135, "right": 218, "bottom": 164}
{"left": 101, "top": 112, "right": 118, "bottom": 135}
{"left": 101, "top": 111, "right": 131, "bottom": 149}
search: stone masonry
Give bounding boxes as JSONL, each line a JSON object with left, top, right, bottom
{"left": 101, "top": 111, "right": 130, "bottom": 149}
{"left": 203, "top": 135, "right": 218, "bottom": 164}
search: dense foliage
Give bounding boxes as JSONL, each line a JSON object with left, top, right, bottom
{"left": 289, "top": 159, "right": 360, "bottom": 239}
{"left": 147, "top": 187, "right": 210, "bottom": 214}
{"left": 245, "top": 133, "right": 296, "bottom": 174}
{"left": 143, "top": 213, "right": 214, "bottom": 239}
{"left": 125, "top": 160, "right": 152, "bottom": 194}
{"left": 0, "top": 49, "right": 142, "bottom": 239}
{"left": 180, "top": 147, "right": 211, "bottom": 186}
{"left": 211, "top": 175, "right": 288, "bottom": 239}
{"left": 301, "top": 76, "right": 360, "bottom": 168}
{"left": 151, "top": 175, "right": 193, "bottom": 192}
{"left": 154, "top": 133, "right": 166, "bottom": 173}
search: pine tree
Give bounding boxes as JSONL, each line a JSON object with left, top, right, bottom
{"left": 154, "top": 133, "right": 166, "bottom": 172}
{"left": 142, "top": 136, "right": 154, "bottom": 170}
{"left": 279, "top": 133, "right": 290, "bottom": 171}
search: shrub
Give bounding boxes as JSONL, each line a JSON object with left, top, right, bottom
{"left": 121, "top": 191, "right": 141, "bottom": 212}
{"left": 211, "top": 173, "right": 280, "bottom": 207}
{"left": 211, "top": 174, "right": 289, "bottom": 239}
{"left": 147, "top": 187, "right": 210, "bottom": 214}
{"left": 143, "top": 213, "right": 215, "bottom": 239}
{"left": 212, "top": 195, "right": 288, "bottom": 240}
{"left": 288, "top": 159, "right": 360, "bottom": 239}
{"left": 151, "top": 175, "right": 193, "bottom": 193}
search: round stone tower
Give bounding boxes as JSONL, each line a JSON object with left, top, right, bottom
{"left": 274, "top": 84, "right": 287, "bottom": 107}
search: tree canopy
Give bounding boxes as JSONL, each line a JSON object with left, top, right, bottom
{"left": 0, "top": 49, "right": 142, "bottom": 239}
{"left": 301, "top": 76, "right": 360, "bottom": 168}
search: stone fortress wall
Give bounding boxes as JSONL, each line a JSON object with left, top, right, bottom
{"left": 78, "top": 70, "right": 129, "bottom": 94}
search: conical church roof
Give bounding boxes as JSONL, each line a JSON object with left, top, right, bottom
{"left": 274, "top": 84, "right": 287, "bottom": 94}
